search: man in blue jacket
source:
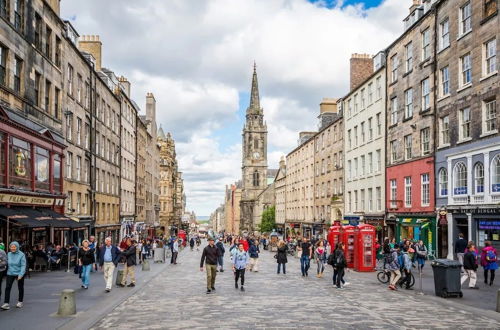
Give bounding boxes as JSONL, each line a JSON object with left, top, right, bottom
{"left": 98, "top": 237, "right": 120, "bottom": 292}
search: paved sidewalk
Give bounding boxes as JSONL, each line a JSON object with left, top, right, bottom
{"left": 0, "top": 257, "right": 171, "bottom": 330}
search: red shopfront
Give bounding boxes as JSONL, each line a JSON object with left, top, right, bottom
{"left": 0, "top": 105, "right": 79, "bottom": 246}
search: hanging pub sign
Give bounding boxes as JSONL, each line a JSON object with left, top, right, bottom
{"left": 14, "top": 150, "right": 27, "bottom": 176}
{"left": 439, "top": 210, "right": 448, "bottom": 225}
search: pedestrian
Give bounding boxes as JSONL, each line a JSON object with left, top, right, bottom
{"left": 387, "top": 245, "right": 401, "bottom": 291}
{"left": 196, "top": 237, "right": 201, "bottom": 251}
{"left": 78, "top": 240, "right": 95, "bottom": 289}
{"left": 414, "top": 240, "right": 427, "bottom": 270}
{"left": 88, "top": 236, "right": 97, "bottom": 272}
{"left": 332, "top": 242, "right": 347, "bottom": 289}
{"left": 248, "top": 239, "right": 260, "bottom": 272}
{"left": 480, "top": 241, "right": 498, "bottom": 286}
{"left": 1, "top": 242, "right": 26, "bottom": 309}
{"left": 190, "top": 237, "right": 195, "bottom": 251}
{"left": 314, "top": 240, "right": 326, "bottom": 278}
{"left": 120, "top": 239, "right": 137, "bottom": 287}
{"left": 299, "top": 237, "right": 312, "bottom": 277}
{"left": 216, "top": 237, "right": 225, "bottom": 272}
{"left": 200, "top": 237, "right": 220, "bottom": 294}
{"left": 98, "top": 237, "right": 120, "bottom": 292}
{"left": 171, "top": 238, "right": 179, "bottom": 265}
{"left": 455, "top": 233, "right": 467, "bottom": 272}
{"left": 0, "top": 238, "right": 5, "bottom": 251}
{"left": 401, "top": 247, "right": 413, "bottom": 290}
{"left": 232, "top": 243, "right": 249, "bottom": 291}
{"left": 0, "top": 246, "right": 7, "bottom": 302}
{"left": 461, "top": 242, "right": 479, "bottom": 289}
{"left": 276, "top": 240, "right": 288, "bottom": 274}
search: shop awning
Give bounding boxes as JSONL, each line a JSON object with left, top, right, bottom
{"left": 0, "top": 207, "right": 82, "bottom": 228}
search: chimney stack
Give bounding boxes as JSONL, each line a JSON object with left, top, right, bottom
{"left": 410, "top": 0, "right": 422, "bottom": 12}
{"left": 319, "top": 98, "right": 338, "bottom": 114}
{"left": 350, "top": 53, "right": 373, "bottom": 91}
{"left": 118, "top": 76, "right": 131, "bottom": 97}
{"left": 146, "top": 92, "right": 156, "bottom": 122}
{"left": 78, "top": 35, "right": 102, "bottom": 71}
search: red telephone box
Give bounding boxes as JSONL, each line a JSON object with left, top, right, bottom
{"left": 327, "top": 225, "right": 341, "bottom": 254}
{"left": 354, "top": 224, "right": 376, "bottom": 272}
{"left": 341, "top": 225, "right": 356, "bottom": 269}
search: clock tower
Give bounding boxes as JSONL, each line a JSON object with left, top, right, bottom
{"left": 240, "top": 63, "right": 268, "bottom": 233}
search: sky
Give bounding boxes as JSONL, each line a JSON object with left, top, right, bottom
{"left": 60, "top": 0, "right": 409, "bottom": 216}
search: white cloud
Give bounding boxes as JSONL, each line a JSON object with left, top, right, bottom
{"left": 61, "top": 0, "right": 408, "bottom": 215}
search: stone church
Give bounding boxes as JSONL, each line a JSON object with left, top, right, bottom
{"left": 240, "top": 64, "right": 270, "bottom": 233}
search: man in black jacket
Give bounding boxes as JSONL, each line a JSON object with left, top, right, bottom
{"left": 216, "top": 237, "right": 225, "bottom": 272}
{"left": 200, "top": 237, "right": 220, "bottom": 294}
{"left": 460, "top": 243, "right": 478, "bottom": 289}
{"left": 455, "top": 233, "right": 467, "bottom": 272}
{"left": 119, "top": 239, "right": 137, "bottom": 287}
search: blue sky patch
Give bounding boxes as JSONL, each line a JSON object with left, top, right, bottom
{"left": 307, "top": 0, "right": 384, "bottom": 9}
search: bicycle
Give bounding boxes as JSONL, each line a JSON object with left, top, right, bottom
{"left": 377, "top": 269, "right": 415, "bottom": 288}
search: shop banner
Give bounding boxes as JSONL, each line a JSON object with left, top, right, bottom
{"left": 479, "top": 220, "right": 500, "bottom": 230}
{"left": 0, "top": 193, "right": 54, "bottom": 206}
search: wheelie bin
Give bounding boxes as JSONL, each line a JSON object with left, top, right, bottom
{"left": 431, "top": 259, "right": 463, "bottom": 298}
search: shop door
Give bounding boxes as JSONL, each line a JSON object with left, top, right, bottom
{"left": 456, "top": 218, "right": 468, "bottom": 241}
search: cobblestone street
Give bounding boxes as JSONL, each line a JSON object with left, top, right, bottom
{"left": 92, "top": 245, "right": 500, "bottom": 330}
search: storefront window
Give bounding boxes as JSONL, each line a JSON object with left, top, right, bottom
{"left": 9, "top": 137, "right": 31, "bottom": 189}
{"left": 438, "top": 168, "right": 448, "bottom": 196}
{"left": 492, "top": 155, "right": 500, "bottom": 193}
{"left": 478, "top": 220, "right": 500, "bottom": 249}
{"left": 54, "top": 154, "right": 61, "bottom": 192}
{"left": 35, "top": 147, "right": 49, "bottom": 191}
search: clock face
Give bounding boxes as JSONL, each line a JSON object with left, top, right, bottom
{"left": 253, "top": 152, "right": 260, "bottom": 159}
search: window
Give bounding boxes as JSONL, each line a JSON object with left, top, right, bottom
{"left": 484, "top": 39, "right": 497, "bottom": 75}
{"left": 354, "top": 191, "right": 358, "bottom": 211}
{"left": 421, "top": 173, "right": 430, "bottom": 206}
{"left": 14, "top": 0, "right": 24, "bottom": 33}
{"left": 347, "top": 100, "right": 352, "bottom": 117}
{"left": 35, "top": 147, "right": 49, "bottom": 190}
{"left": 376, "top": 76, "right": 381, "bottom": 99}
{"left": 390, "top": 97, "right": 398, "bottom": 125}
{"left": 55, "top": 36, "right": 61, "bottom": 67}
{"left": 390, "top": 140, "right": 397, "bottom": 163}
{"left": 45, "top": 25, "right": 52, "bottom": 59}
{"left": 405, "top": 42, "right": 413, "bottom": 72}
{"left": 390, "top": 179, "right": 397, "bottom": 208}
{"left": 459, "top": 107, "right": 471, "bottom": 140}
{"left": 76, "top": 156, "right": 81, "bottom": 181}
{"left": 421, "top": 128, "right": 430, "bottom": 155}
{"left": 404, "top": 177, "right": 412, "bottom": 207}
{"left": 368, "top": 117, "right": 373, "bottom": 141}
{"left": 440, "top": 116, "right": 450, "bottom": 145}
{"left": 460, "top": 53, "right": 472, "bottom": 86}
{"left": 440, "top": 66, "right": 450, "bottom": 96}
{"left": 54, "top": 87, "right": 60, "bottom": 119}
{"left": 354, "top": 94, "right": 358, "bottom": 113}
{"left": 474, "top": 162, "right": 484, "bottom": 194}
{"left": 66, "top": 114, "right": 73, "bottom": 141}
{"left": 368, "top": 152, "right": 373, "bottom": 174}
{"left": 354, "top": 126, "right": 358, "bottom": 146}
{"left": 368, "top": 83, "right": 373, "bottom": 104}
{"left": 391, "top": 55, "right": 398, "bottom": 82}
{"left": 67, "top": 64, "right": 74, "bottom": 96}
{"left": 376, "top": 113, "right": 381, "bottom": 136}
{"left": 66, "top": 152, "right": 73, "bottom": 179}
{"left": 484, "top": 0, "right": 497, "bottom": 19}
{"left": 361, "top": 155, "right": 365, "bottom": 176}
{"left": 484, "top": 100, "right": 497, "bottom": 133}
{"left": 348, "top": 160, "right": 352, "bottom": 180}
{"left": 454, "top": 162, "right": 467, "bottom": 195}
{"left": 252, "top": 171, "right": 259, "bottom": 186}
{"left": 84, "top": 159, "right": 89, "bottom": 183}
{"left": 77, "top": 74, "right": 82, "bottom": 103}
{"left": 360, "top": 189, "right": 365, "bottom": 211}
{"left": 0, "top": 46, "right": 6, "bottom": 86}
{"left": 439, "top": 168, "right": 448, "bottom": 196}
{"left": 376, "top": 187, "right": 382, "bottom": 211}
{"left": 354, "top": 158, "right": 358, "bottom": 178}
{"left": 9, "top": 137, "right": 31, "bottom": 189}
{"left": 67, "top": 192, "right": 73, "bottom": 213}
{"left": 76, "top": 118, "right": 82, "bottom": 146}
{"left": 44, "top": 79, "right": 51, "bottom": 112}
{"left": 421, "top": 78, "right": 430, "bottom": 110}
{"left": 422, "top": 28, "right": 430, "bottom": 60}
{"left": 404, "top": 88, "right": 413, "bottom": 118}
{"left": 35, "top": 13, "right": 42, "bottom": 49}
{"left": 404, "top": 134, "right": 412, "bottom": 160}
{"left": 376, "top": 149, "right": 381, "bottom": 172}
{"left": 492, "top": 155, "right": 500, "bottom": 192}
{"left": 440, "top": 19, "right": 450, "bottom": 50}
{"left": 459, "top": 2, "right": 472, "bottom": 36}
{"left": 361, "top": 89, "right": 365, "bottom": 109}
{"left": 34, "top": 72, "right": 41, "bottom": 107}
{"left": 361, "top": 122, "right": 365, "bottom": 143}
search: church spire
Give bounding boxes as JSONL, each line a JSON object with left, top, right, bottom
{"left": 247, "top": 62, "right": 261, "bottom": 114}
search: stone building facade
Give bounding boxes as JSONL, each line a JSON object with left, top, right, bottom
{"left": 158, "top": 127, "right": 177, "bottom": 232}
{"left": 240, "top": 65, "right": 268, "bottom": 233}
{"left": 385, "top": 1, "right": 438, "bottom": 256}
{"left": 343, "top": 62, "right": 386, "bottom": 240}
{"left": 314, "top": 99, "right": 344, "bottom": 236}
{"left": 433, "top": 0, "right": 499, "bottom": 256}
{"left": 135, "top": 117, "right": 147, "bottom": 223}
{"left": 224, "top": 181, "right": 242, "bottom": 235}
{"left": 274, "top": 158, "right": 286, "bottom": 230}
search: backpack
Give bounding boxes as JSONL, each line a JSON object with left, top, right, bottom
{"left": 486, "top": 250, "right": 497, "bottom": 262}
{"left": 334, "top": 252, "right": 346, "bottom": 268}
{"left": 384, "top": 253, "right": 394, "bottom": 265}
{"left": 327, "top": 253, "right": 336, "bottom": 266}
{"left": 397, "top": 254, "right": 404, "bottom": 270}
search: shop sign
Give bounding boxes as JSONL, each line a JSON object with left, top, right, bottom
{"left": 478, "top": 220, "right": 500, "bottom": 230}
{"left": 454, "top": 208, "right": 500, "bottom": 214}
{"left": 364, "top": 219, "right": 383, "bottom": 226}
{"left": 439, "top": 211, "right": 447, "bottom": 225}
{"left": 0, "top": 193, "right": 54, "bottom": 206}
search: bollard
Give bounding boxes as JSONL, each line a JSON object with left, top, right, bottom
{"left": 142, "top": 259, "right": 150, "bottom": 271}
{"left": 497, "top": 289, "right": 500, "bottom": 313}
{"left": 115, "top": 269, "right": 125, "bottom": 286}
{"left": 57, "top": 289, "right": 76, "bottom": 316}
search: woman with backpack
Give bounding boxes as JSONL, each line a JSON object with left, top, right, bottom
{"left": 314, "top": 240, "right": 326, "bottom": 278}
{"left": 276, "top": 240, "right": 288, "bottom": 274}
{"left": 480, "top": 241, "right": 498, "bottom": 286}
{"left": 331, "top": 242, "right": 347, "bottom": 289}
{"left": 386, "top": 245, "right": 401, "bottom": 291}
